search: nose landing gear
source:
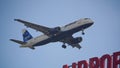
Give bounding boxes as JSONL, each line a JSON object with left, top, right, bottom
{"left": 82, "top": 29, "right": 85, "bottom": 35}
{"left": 62, "top": 43, "right": 66, "bottom": 49}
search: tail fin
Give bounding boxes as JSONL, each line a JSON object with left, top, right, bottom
{"left": 22, "top": 29, "right": 33, "bottom": 42}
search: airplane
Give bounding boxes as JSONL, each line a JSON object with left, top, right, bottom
{"left": 10, "top": 18, "right": 94, "bottom": 50}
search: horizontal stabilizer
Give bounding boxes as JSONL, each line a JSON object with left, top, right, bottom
{"left": 10, "top": 39, "right": 26, "bottom": 44}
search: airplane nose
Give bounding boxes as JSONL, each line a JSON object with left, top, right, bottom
{"left": 91, "top": 22, "right": 94, "bottom": 25}
{"left": 90, "top": 20, "right": 94, "bottom": 24}
{"left": 87, "top": 21, "right": 94, "bottom": 27}
{"left": 87, "top": 18, "right": 94, "bottom": 25}
{"left": 89, "top": 22, "right": 94, "bottom": 26}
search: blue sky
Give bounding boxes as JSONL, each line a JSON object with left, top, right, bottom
{"left": 0, "top": 0, "right": 120, "bottom": 68}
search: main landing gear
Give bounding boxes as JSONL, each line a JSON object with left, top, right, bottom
{"left": 82, "top": 29, "right": 85, "bottom": 35}
{"left": 62, "top": 43, "right": 66, "bottom": 49}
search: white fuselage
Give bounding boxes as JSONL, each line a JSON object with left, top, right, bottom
{"left": 22, "top": 18, "right": 94, "bottom": 48}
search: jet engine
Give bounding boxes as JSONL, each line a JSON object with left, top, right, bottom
{"left": 48, "top": 26, "right": 61, "bottom": 36}
{"left": 54, "top": 27, "right": 61, "bottom": 31}
{"left": 71, "top": 37, "right": 82, "bottom": 44}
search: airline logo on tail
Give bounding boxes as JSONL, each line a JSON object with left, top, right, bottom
{"left": 22, "top": 29, "right": 33, "bottom": 42}
{"left": 10, "top": 29, "right": 35, "bottom": 49}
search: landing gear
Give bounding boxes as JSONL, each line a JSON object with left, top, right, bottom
{"left": 82, "top": 29, "right": 85, "bottom": 35}
{"left": 31, "top": 47, "right": 35, "bottom": 50}
{"left": 82, "top": 32, "right": 85, "bottom": 35}
{"left": 29, "top": 46, "right": 35, "bottom": 50}
{"left": 62, "top": 44, "right": 66, "bottom": 49}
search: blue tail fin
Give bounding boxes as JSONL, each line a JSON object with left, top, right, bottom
{"left": 22, "top": 29, "right": 33, "bottom": 42}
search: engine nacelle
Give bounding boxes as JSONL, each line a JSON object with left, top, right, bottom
{"left": 75, "top": 37, "right": 82, "bottom": 43}
{"left": 48, "top": 26, "right": 61, "bottom": 36}
{"left": 54, "top": 27, "right": 61, "bottom": 31}
{"left": 71, "top": 37, "right": 82, "bottom": 44}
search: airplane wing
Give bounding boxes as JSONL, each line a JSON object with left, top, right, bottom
{"left": 60, "top": 36, "right": 81, "bottom": 49}
{"left": 14, "top": 19, "right": 51, "bottom": 35}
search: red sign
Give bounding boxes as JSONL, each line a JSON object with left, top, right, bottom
{"left": 63, "top": 51, "right": 120, "bottom": 68}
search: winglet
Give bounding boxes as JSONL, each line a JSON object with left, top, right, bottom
{"left": 14, "top": 19, "right": 21, "bottom": 21}
{"left": 14, "top": 19, "right": 18, "bottom": 21}
{"left": 14, "top": 19, "right": 24, "bottom": 23}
